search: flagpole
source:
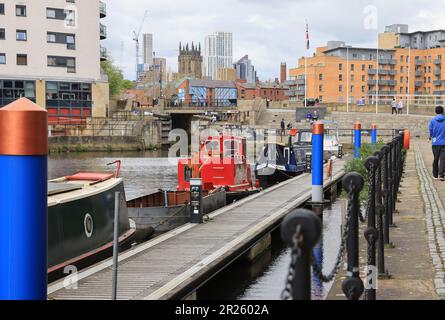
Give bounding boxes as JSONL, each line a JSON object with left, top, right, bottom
{"left": 376, "top": 46, "right": 379, "bottom": 114}
{"left": 346, "top": 46, "right": 349, "bottom": 113}
{"left": 407, "top": 46, "right": 411, "bottom": 115}
{"left": 305, "top": 56, "right": 307, "bottom": 108}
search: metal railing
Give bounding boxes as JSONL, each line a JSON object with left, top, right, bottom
{"left": 166, "top": 98, "right": 238, "bottom": 109}
{"left": 280, "top": 132, "right": 406, "bottom": 300}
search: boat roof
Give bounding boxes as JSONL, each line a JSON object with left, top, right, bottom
{"left": 48, "top": 172, "right": 121, "bottom": 206}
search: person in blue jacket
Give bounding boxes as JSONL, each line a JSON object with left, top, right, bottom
{"left": 429, "top": 106, "right": 445, "bottom": 180}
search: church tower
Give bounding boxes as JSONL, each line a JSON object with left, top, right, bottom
{"left": 178, "top": 42, "right": 203, "bottom": 79}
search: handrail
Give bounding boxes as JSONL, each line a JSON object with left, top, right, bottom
{"left": 280, "top": 131, "right": 407, "bottom": 300}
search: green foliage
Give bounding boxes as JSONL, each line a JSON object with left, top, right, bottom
{"left": 101, "top": 59, "right": 135, "bottom": 97}
{"left": 344, "top": 140, "right": 385, "bottom": 201}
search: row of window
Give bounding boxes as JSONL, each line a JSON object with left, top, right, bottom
{"left": 0, "top": 28, "right": 76, "bottom": 48}
{"left": 0, "top": 79, "right": 91, "bottom": 109}
{"left": 0, "top": 53, "right": 76, "bottom": 72}
{"left": 0, "top": 3, "right": 76, "bottom": 21}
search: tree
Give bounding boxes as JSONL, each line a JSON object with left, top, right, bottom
{"left": 101, "top": 59, "right": 135, "bottom": 97}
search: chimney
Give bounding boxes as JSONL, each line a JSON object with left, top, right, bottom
{"left": 280, "top": 62, "right": 287, "bottom": 83}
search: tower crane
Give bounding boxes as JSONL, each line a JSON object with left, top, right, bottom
{"left": 133, "top": 10, "right": 149, "bottom": 81}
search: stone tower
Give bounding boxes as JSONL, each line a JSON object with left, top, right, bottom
{"left": 178, "top": 42, "right": 203, "bottom": 79}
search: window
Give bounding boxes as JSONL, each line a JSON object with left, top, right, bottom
{"left": 362, "top": 64, "right": 365, "bottom": 71}
{"left": 319, "top": 85, "right": 323, "bottom": 92}
{"left": 351, "top": 64, "right": 355, "bottom": 71}
{"left": 16, "top": 5, "right": 26, "bottom": 17}
{"left": 48, "top": 56, "right": 76, "bottom": 73}
{"left": 47, "top": 32, "right": 76, "bottom": 49}
{"left": 351, "top": 75, "right": 354, "bottom": 81}
{"left": 47, "top": 33, "right": 56, "bottom": 43}
{"left": 319, "top": 74, "right": 323, "bottom": 81}
{"left": 0, "top": 53, "right": 5, "bottom": 64}
{"left": 16, "top": 54, "right": 27, "bottom": 66}
{"left": 361, "top": 86, "right": 365, "bottom": 93}
{"left": 0, "top": 28, "right": 4, "bottom": 40}
{"left": 0, "top": 80, "right": 36, "bottom": 106}
{"left": 400, "top": 76, "right": 404, "bottom": 83}
{"left": 350, "top": 85, "right": 354, "bottom": 93}
{"left": 339, "top": 74, "right": 343, "bottom": 81}
{"left": 362, "top": 75, "right": 365, "bottom": 82}
{"left": 46, "top": 8, "right": 65, "bottom": 20}
{"left": 400, "top": 55, "right": 404, "bottom": 62}
{"left": 0, "top": 3, "right": 4, "bottom": 15}
{"left": 339, "top": 85, "right": 343, "bottom": 92}
{"left": 16, "top": 30, "right": 27, "bottom": 41}
{"left": 339, "top": 64, "right": 343, "bottom": 71}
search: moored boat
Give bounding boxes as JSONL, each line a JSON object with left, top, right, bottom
{"left": 48, "top": 171, "right": 135, "bottom": 282}
{"left": 127, "top": 189, "right": 227, "bottom": 239}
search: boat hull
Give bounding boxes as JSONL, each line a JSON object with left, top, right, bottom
{"left": 48, "top": 180, "right": 133, "bottom": 282}
{"left": 128, "top": 190, "right": 227, "bottom": 234}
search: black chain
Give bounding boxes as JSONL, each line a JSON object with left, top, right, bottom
{"left": 311, "top": 181, "right": 354, "bottom": 283}
{"left": 281, "top": 225, "right": 303, "bottom": 300}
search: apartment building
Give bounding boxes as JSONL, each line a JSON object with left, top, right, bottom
{"left": 289, "top": 26, "right": 445, "bottom": 104}
{"left": 204, "top": 32, "right": 233, "bottom": 80}
{"left": 0, "top": 0, "right": 109, "bottom": 123}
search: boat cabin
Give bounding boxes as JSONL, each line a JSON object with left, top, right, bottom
{"left": 177, "top": 135, "right": 253, "bottom": 192}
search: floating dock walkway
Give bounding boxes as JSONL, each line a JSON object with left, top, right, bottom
{"left": 48, "top": 158, "right": 347, "bottom": 300}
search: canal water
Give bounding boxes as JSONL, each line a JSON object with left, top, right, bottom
{"left": 197, "top": 201, "right": 345, "bottom": 300}
{"left": 48, "top": 151, "right": 178, "bottom": 200}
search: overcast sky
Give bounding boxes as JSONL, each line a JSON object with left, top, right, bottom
{"left": 102, "top": 0, "right": 445, "bottom": 81}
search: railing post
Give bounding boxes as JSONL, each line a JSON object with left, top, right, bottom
{"left": 354, "top": 122, "right": 362, "bottom": 159}
{"left": 281, "top": 209, "right": 322, "bottom": 300}
{"left": 342, "top": 172, "right": 365, "bottom": 300}
{"left": 374, "top": 151, "right": 390, "bottom": 278}
{"left": 364, "top": 156, "right": 380, "bottom": 300}
{"left": 0, "top": 98, "right": 48, "bottom": 300}
{"left": 112, "top": 191, "right": 121, "bottom": 300}
{"left": 312, "top": 122, "right": 324, "bottom": 203}
{"left": 371, "top": 124, "right": 377, "bottom": 145}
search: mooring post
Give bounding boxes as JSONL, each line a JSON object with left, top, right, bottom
{"left": 112, "top": 192, "right": 121, "bottom": 300}
{"left": 312, "top": 122, "right": 324, "bottom": 204}
{"left": 342, "top": 172, "right": 365, "bottom": 300}
{"left": 0, "top": 98, "right": 48, "bottom": 300}
{"left": 281, "top": 209, "right": 322, "bottom": 300}
{"left": 354, "top": 122, "right": 362, "bottom": 159}
{"left": 371, "top": 124, "right": 377, "bottom": 145}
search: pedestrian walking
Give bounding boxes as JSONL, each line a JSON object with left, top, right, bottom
{"left": 280, "top": 118, "right": 285, "bottom": 137}
{"left": 397, "top": 98, "right": 404, "bottom": 114}
{"left": 429, "top": 106, "right": 445, "bottom": 181}
{"left": 391, "top": 98, "right": 397, "bottom": 115}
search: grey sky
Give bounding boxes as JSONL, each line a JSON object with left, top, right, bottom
{"left": 102, "top": 0, "right": 445, "bottom": 81}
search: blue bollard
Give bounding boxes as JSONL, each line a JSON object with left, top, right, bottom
{"left": 354, "top": 122, "right": 362, "bottom": 159}
{"left": 0, "top": 98, "right": 48, "bottom": 300}
{"left": 312, "top": 122, "right": 324, "bottom": 203}
{"left": 371, "top": 124, "right": 377, "bottom": 145}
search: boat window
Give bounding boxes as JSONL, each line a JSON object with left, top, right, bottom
{"left": 184, "top": 166, "right": 192, "bottom": 182}
{"left": 223, "top": 139, "right": 240, "bottom": 158}
{"left": 284, "top": 148, "right": 290, "bottom": 164}
{"left": 300, "top": 132, "right": 312, "bottom": 143}
{"left": 205, "top": 140, "right": 220, "bottom": 156}
{"left": 324, "top": 135, "right": 339, "bottom": 147}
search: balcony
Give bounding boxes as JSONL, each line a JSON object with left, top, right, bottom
{"left": 434, "top": 68, "right": 442, "bottom": 76}
{"left": 100, "top": 1, "right": 107, "bottom": 18}
{"left": 434, "top": 59, "right": 442, "bottom": 65}
{"left": 415, "top": 81, "right": 423, "bottom": 87}
{"left": 433, "top": 91, "right": 445, "bottom": 95}
{"left": 367, "top": 90, "right": 397, "bottom": 95}
{"left": 415, "top": 70, "right": 423, "bottom": 77}
{"left": 100, "top": 46, "right": 107, "bottom": 61}
{"left": 415, "top": 59, "right": 426, "bottom": 65}
{"left": 100, "top": 23, "right": 107, "bottom": 40}
{"left": 433, "top": 80, "right": 443, "bottom": 86}
{"left": 285, "top": 79, "right": 305, "bottom": 86}
{"left": 379, "top": 59, "right": 396, "bottom": 65}
{"left": 285, "top": 89, "right": 305, "bottom": 97}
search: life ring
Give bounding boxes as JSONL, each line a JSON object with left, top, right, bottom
{"left": 84, "top": 214, "right": 94, "bottom": 238}
{"left": 403, "top": 129, "right": 410, "bottom": 150}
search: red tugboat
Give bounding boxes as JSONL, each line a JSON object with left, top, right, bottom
{"left": 177, "top": 135, "right": 260, "bottom": 203}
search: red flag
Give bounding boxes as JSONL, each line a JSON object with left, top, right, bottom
{"left": 306, "top": 22, "right": 310, "bottom": 50}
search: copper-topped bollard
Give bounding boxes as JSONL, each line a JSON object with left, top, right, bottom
{"left": 0, "top": 98, "right": 48, "bottom": 300}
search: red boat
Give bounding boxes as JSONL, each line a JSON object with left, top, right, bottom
{"left": 177, "top": 135, "right": 260, "bottom": 202}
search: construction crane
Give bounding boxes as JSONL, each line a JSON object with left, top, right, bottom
{"left": 133, "top": 10, "right": 149, "bottom": 81}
